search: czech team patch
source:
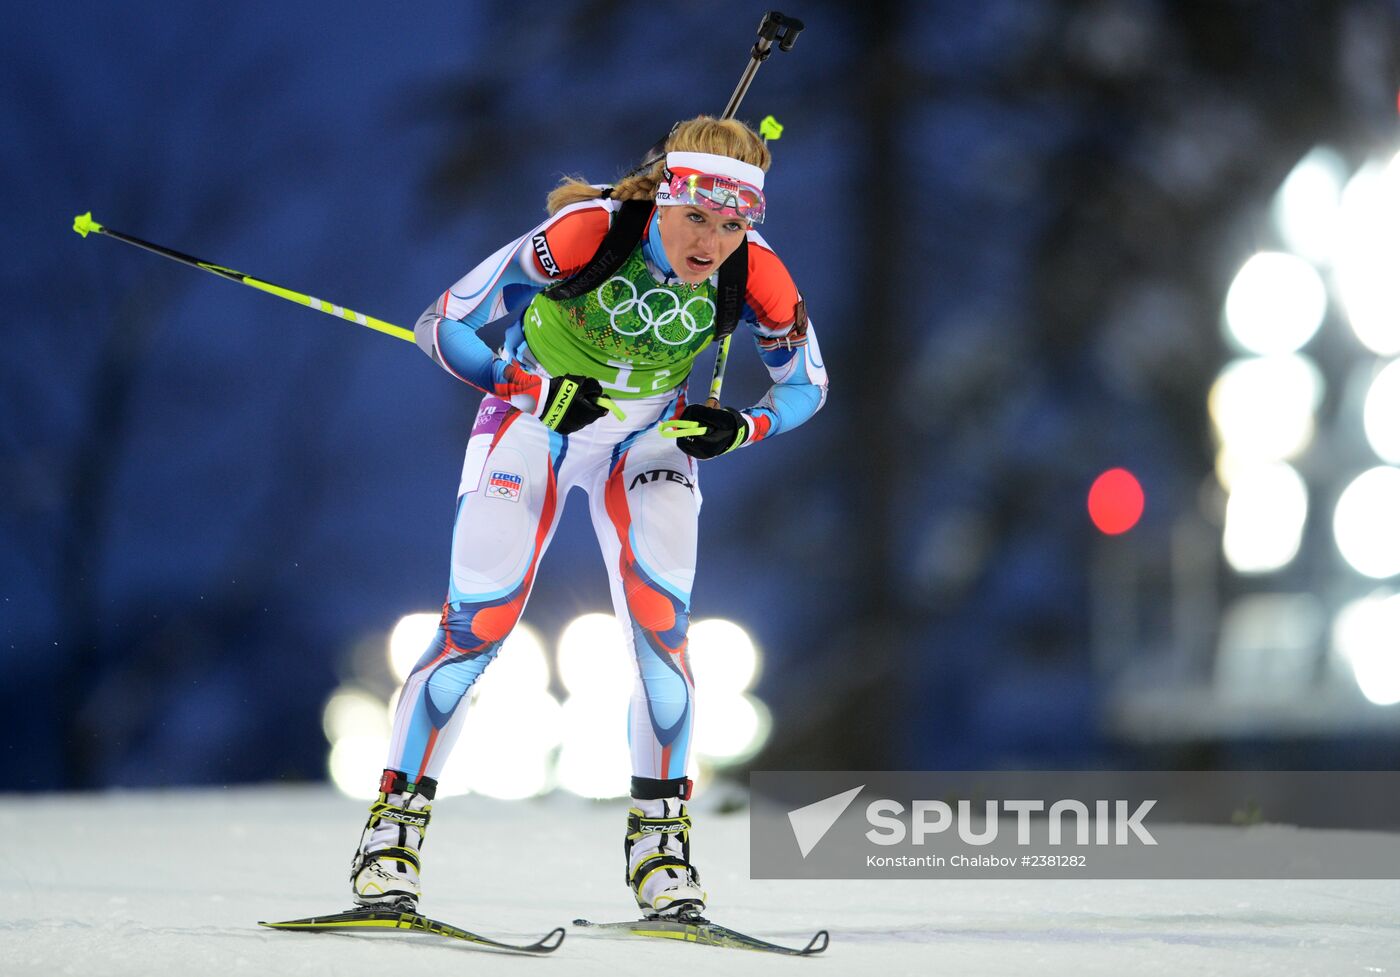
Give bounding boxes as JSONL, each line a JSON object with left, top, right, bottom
{"left": 487, "top": 470, "right": 523, "bottom": 502}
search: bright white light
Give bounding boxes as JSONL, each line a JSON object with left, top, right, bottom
{"left": 688, "top": 618, "right": 760, "bottom": 696}
{"left": 433, "top": 743, "right": 471, "bottom": 799}
{"left": 557, "top": 613, "right": 634, "bottom": 697}
{"left": 1363, "top": 359, "right": 1400, "bottom": 464}
{"left": 1223, "top": 252, "right": 1328, "bottom": 355}
{"left": 1222, "top": 462, "right": 1308, "bottom": 574}
{"left": 457, "top": 687, "right": 562, "bottom": 800}
{"left": 328, "top": 734, "right": 390, "bottom": 799}
{"left": 694, "top": 694, "right": 772, "bottom": 763}
{"left": 556, "top": 695, "right": 631, "bottom": 799}
{"left": 1208, "top": 355, "right": 1324, "bottom": 463}
{"left": 1333, "top": 593, "right": 1400, "bottom": 706}
{"left": 1336, "top": 155, "right": 1400, "bottom": 355}
{"left": 1271, "top": 146, "right": 1348, "bottom": 265}
{"left": 1334, "top": 467, "right": 1400, "bottom": 578}
{"left": 473, "top": 623, "right": 551, "bottom": 696}
{"left": 388, "top": 612, "right": 441, "bottom": 682}
{"left": 322, "top": 686, "right": 389, "bottom": 743}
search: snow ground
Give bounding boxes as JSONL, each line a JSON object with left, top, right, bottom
{"left": 3, "top": 785, "right": 1397, "bottom": 976}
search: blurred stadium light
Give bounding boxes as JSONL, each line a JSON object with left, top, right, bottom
{"left": 1209, "top": 354, "right": 1323, "bottom": 489}
{"left": 322, "top": 685, "right": 390, "bottom": 743}
{"left": 1332, "top": 592, "right": 1400, "bottom": 706}
{"left": 557, "top": 612, "right": 633, "bottom": 697}
{"left": 689, "top": 618, "right": 771, "bottom": 765}
{"left": 328, "top": 734, "right": 390, "bottom": 800}
{"left": 688, "top": 618, "right": 760, "bottom": 696}
{"left": 388, "top": 611, "right": 440, "bottom": 683}
{"left": 455, "top": 623, "right": 560, "bottom": 800}
{"left": 1333, "top": 466, "right": 1400, "bottom": 580}
{"left": 554, "top": 612, "right": 633, "bottom": 799}
{"left": 1335, "top": 154, "right": 1400, "bottom": 356}
{"left": 1110, "top": 141, "right": 1400, "bottom": 741}
{"left": 1271, "top": 146, "right": 1348, "bottom": 264}
{"left": 1362, "top": 359, "right": 1400, "bottom": 463}
{"left": 1223, "top": 252, "right": 1327, "bottom": 355}
{"left": 1222, "top": 462, "right": 1308, "bottom": 574}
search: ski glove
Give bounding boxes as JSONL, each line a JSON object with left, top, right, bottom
{"left": 661, "top": 403, "right": 749, "bottom": 460}
{"left": 536, "top": 374, "right": 622, "bottom": 435}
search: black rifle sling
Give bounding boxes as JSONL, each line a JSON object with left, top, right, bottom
{"left": 713, "top": 238, "right": 748, "bottom": 340}
{"left": 543, "top": 196, "right": 749, "bottom": 339}
{"left": 542, "top": 199, "right": 652, "bottom": 300}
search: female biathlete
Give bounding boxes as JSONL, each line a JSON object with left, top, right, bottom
{"left": 349, "top": 116, "right": 828, "bottom": 919}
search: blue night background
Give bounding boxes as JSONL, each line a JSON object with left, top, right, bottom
{"left": 6, "top": 0, "right": 1400, "bottom": 792}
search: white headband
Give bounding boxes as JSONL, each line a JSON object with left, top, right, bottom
{"left": 661, "top": 151, "right": 765, "bottom": 191}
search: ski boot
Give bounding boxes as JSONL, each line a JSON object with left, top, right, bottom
{"left": 625, "top": 777, "right": 706, "bottom": 919}
{"left": 350, "top": 769, "right": 436, "bottom": 910}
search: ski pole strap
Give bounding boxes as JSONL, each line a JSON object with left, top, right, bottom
{"left": 631, "top": 775, "right": 694, "bottom": 800}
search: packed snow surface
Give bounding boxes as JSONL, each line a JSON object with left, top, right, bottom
{"left": 3, "top": 785, "right": 1397, "bottom": 975}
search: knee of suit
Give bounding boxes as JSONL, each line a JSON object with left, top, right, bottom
{"left": 423, "top": 645, "right": 499, "bottom": 699}
{"left": 442, "top": 596, "right": 524, "bottom": 646}
{"left": 627, "top": 597, "right": 690, "bottom": 653}
{"left": 633, "top": 657, "right": 694, "bottom": 704}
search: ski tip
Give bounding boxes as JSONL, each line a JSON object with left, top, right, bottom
{"left": 804, "top": 929, "right": 830, "bottom": 954}
{"left": 539, "top": 927, "right": 567, "bottom": 951}
{"left": 73, "top": 211, "right": 102, "bottom": 238}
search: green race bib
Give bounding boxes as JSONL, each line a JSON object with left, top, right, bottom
{"left": 523, "top": 247, "right": 715, "bottom": 398}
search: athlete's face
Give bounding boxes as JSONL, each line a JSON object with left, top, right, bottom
{"left": 656, "top": 205, "right": 748, "bottom": 284}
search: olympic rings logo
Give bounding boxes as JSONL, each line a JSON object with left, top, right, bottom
{"left": 596, "top": 276, "right": 714, "bottom": 346}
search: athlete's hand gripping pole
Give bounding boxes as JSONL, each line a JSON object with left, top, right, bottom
{"left": 72, "top": 212, "right": 625, "bottom": 419}
{"left": 659, "top": 403, "right": 748, "bottom": 459}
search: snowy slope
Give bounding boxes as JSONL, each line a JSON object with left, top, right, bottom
{"left": 3, "top": 785, "right": 1397, "bottom": 976}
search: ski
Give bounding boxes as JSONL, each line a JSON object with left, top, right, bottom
{"left": 258, "top": 906, "right": 566, "bottom": 954}
{"left": 572, "top": 915, "right": 829, "bottom": 956}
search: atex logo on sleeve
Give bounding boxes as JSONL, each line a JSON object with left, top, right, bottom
{"left": 487, "top": 471, "right": 523, "bottom": 502}
{"left": 532, "top": 233, "right": 560, "bottom": 277}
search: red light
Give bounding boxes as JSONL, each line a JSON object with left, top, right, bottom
{"left": 1088, "top": 468, "right": 1144, "bottom": 535}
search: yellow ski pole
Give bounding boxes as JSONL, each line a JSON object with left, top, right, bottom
{"left": 72, "top": 211, "right": 415, "bottom": 344}
{"left": 73, "top": 212, "right": 627, "bottom": 420}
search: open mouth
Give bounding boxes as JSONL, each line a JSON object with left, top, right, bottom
{"left": 685, "top": 256, "right": 714, "bottom": 273}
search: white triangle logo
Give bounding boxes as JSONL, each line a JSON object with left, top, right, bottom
{"left": 787, "top": 785, "right": 864, "bottom": 858}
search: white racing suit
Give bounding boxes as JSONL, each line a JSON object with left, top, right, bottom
{"left": 385, "top": 196, "right": 827, "bottom": 787}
